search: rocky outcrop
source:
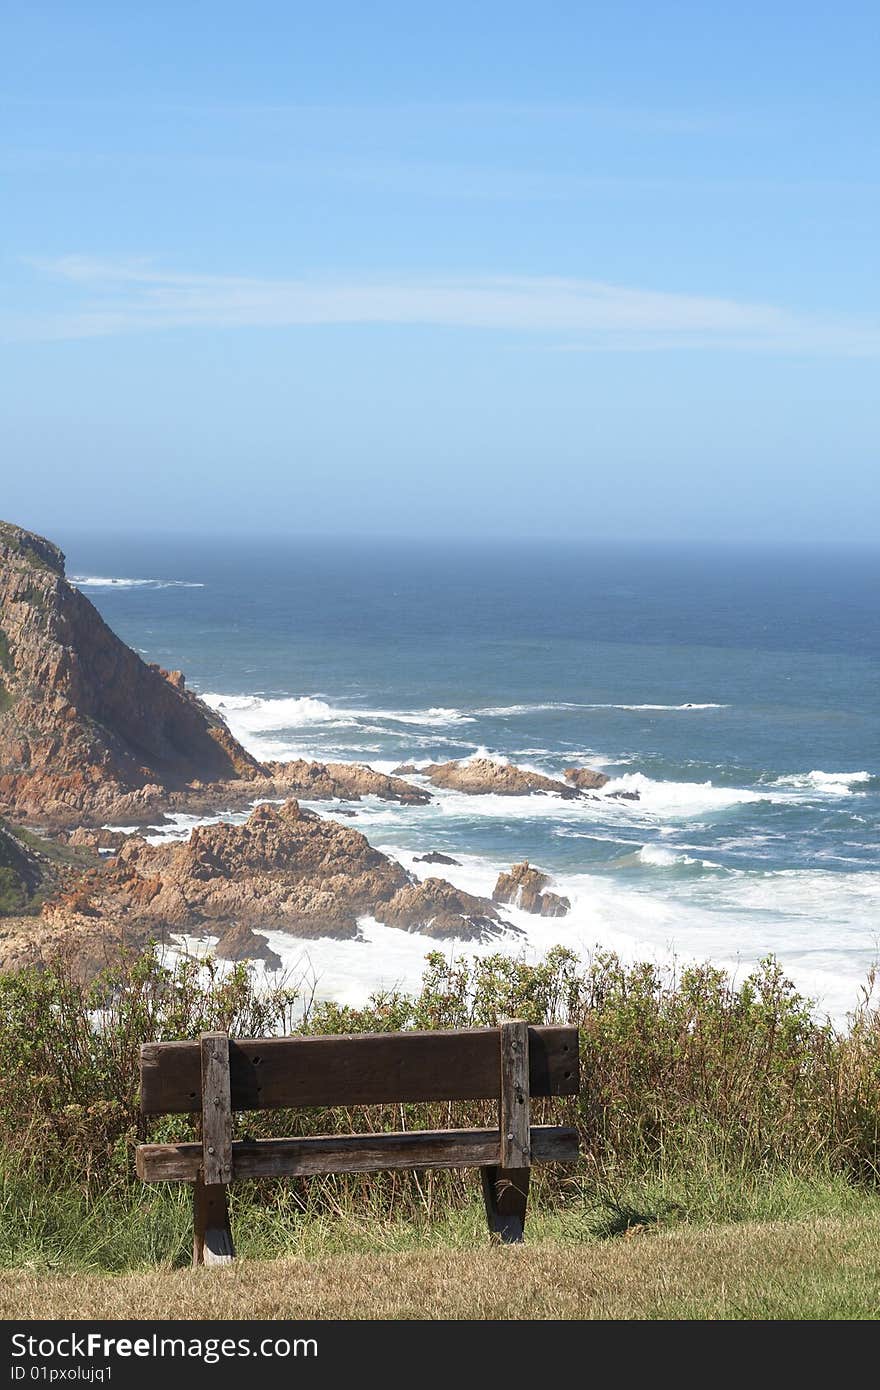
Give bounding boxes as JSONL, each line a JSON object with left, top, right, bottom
{"left": 421, "top": 757, "right": 579, "bottom": 799}
{"left": 564, "top": 766, "right": 610, "bottom": 792}
{"left": 43, "top": 801, "right": 512, "bottom": 957}
{"left": 263, "top": 759, "right": 430, "bottom": 805}
{"left": 379, "top": 878, "right": 508, "bottom": 940}
{"left": 0, "top": 905, "right": 147, "bottom": 982}
{"left": 214, "top": 921, "right": 283, "bottom": 970}
{"left": 0, "top": 521, "right": 261, "bottom": 826}
{"left": 492, "top": 861, "right": 570, "bottom": 918}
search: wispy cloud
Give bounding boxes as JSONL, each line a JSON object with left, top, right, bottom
{"left": 7, "top": 255, "right": 880, "bottom": 356}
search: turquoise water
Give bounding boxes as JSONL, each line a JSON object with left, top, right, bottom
{"left": 62, "top": 534, "right": 879, "bottom": 1021}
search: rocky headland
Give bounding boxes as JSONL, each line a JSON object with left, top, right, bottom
{"left": 0, "top": 520, "right": 598, "bottom": 979}
{"left": 0, "top": 521, "right": 431, "bottom": 828}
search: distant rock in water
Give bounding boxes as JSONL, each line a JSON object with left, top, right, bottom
{"left": 264, "top": 758, "right": 430, "bottom": 805}
{"left": 214, "top": 921, "right": 283, "bottom": 970}
{"left": 564, "top": 766, "right": 610, "bottom": 791}
{"left": 414, "top": 851, "right": 461, "bottom": 866}
{"left": 422, "top": 757, "right": 579, "bottom": 799}
{"left": 492, "top": 861, "right": 570, "bottom": 918}
{"left": 0, "top": 520, "right": 261, "bottom": 827}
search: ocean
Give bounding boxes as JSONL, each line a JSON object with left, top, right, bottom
{"left": 62, "top": 533, "right": 879, "bottom": 1023}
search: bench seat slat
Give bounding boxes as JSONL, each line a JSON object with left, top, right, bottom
{"left": 140, "top": 1026, "right": 579, "bottom": 1114}
{"left": 136, "top": 1125, "right": 579, "bottom": 1182}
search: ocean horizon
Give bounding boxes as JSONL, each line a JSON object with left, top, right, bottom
{"left": 59, "top": 531, "right": 880, "bottom": 1025}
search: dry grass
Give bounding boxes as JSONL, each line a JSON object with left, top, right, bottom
{"left": 4, "top": 1215, "right": 880, "bottom": 1320}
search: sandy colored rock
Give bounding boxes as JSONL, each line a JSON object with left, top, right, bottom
{"left": 493, "top": 861, "right": 571, "bottom": 918}
{"left": 423, "top": 757, "right": 579, "bottom": 799}
{"left": 564, "top": 766, "right": 610, "bottom": 791}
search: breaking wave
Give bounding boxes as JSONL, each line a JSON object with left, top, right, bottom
{"left": 770, "top": 770, "right": 873, "bottom": 797}
{"left": 70, "top": 575, "right": 205, "bottom": 589}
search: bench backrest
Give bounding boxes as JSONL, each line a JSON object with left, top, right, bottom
{"left": 140, "top": 1025, "right": 579, "bottom": 1115}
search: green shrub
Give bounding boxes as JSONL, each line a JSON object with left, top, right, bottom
{"left": 1, "top": 945, "right": 879, "bottom": 1270}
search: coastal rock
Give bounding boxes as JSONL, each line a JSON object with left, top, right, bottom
{"left": 0, "top": 900, "right": 150, "bottom": 981}
{"left": 88, "top": 801, "right": 512, "bottom": 948}
{"left": 263, "top": 759, "right": 430, "bottom": 805}
{"left": 61, "top": 827, "right": 129, "bottom": 852}
{"left": 414, "top": 851, "right": 461, "bottom": 866}
{"left": 422, "top": 757, "right": 579, "bottom": 799}
{"left": 0, "top": 521, "right": 261, "bottom": 827}
{"left": 564, "top": 766, "right": 610, "bottom": 792}
{"left": 607, "top": 789, "right": 640, "bottom": 801}
{"left": 492, "top": 861, "right": 571, "bottom": 918}
{"left": 378, "top": 878, "right": 511, "bottom": 940}
{"left": 214, "top": 921, "right": 283, "bottom": 970}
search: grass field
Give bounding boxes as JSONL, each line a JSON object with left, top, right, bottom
{"left": 3, "top": 1215, "right": 880, "bottom": 1320}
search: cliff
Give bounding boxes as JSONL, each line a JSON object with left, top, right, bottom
{"left": 0, "top": 521, "right": 262, "bottom": 824}
{"left": 0, "top": 522, "right": 436, "bottom": 827}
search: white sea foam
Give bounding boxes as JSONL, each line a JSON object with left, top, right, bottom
{"left": 202, "top": 692, "right": 475, "bottom": 751}
{"left": 598, "top": 772, "right": 778, "bottom": 818}
{"left": 633, "top": 844, "right": 708, "bottom": 869}
{"left": 173, "top": 854, "right": 880, "bottom": 1027}
{"left": 770, "top": 770, "right": 873, "bottom": 797}
{"left": 477, "top": 701, "right": 727, "bottom": 716}
{"left": 128, "top": 799, "right": 879, "bottom": 1027}
{"left": 70, "top": 575, "right": 204, "bottom": 589}
{"left": 599, "top": 702, "right": 728, "bottom": 711}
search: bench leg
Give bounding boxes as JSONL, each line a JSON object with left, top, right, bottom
{"left": 192, "top": 1178, "right": 235, "bottom": 1266}
{"left": 481, "top": 1166, "right": 530, "bottom": 1244}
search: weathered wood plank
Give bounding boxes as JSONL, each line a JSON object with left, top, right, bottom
{"left": 193, "top": 1178, "right": 235, "bottom": 1266}
{"left": 140, "top": 1025, "right": 579, "bottom": 1114}
{"left": 500, "top": 1020, "right": 530, "bottom": 1169}
{"left": 200, "top": 1032, "right": 233, "bottom": 1186}
{"left": 482, "top": 1166, "right": 530, "bottom": 1244}
{"left": 136, "top": 1125, "right": 579, "bottom": 1183}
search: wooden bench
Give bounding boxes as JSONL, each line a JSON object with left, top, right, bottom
{"left": 136, "top": 1021, "right": 580, "bottom": 1263}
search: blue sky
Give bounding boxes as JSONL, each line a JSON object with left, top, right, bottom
{"left": 2, "top": 1, "right": 878, "bottom": 542}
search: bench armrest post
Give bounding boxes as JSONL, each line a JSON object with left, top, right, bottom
{"left": 500, "top": 1020, "right": 530, "bottom": 1169}
{"left": 200, "top": 1032, "right": 233, "bottom": 1186}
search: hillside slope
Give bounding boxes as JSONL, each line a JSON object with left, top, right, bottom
{"left": 0, "top": 521, "right": 261, "bottom": 825}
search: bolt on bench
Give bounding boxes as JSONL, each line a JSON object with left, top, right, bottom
{"left": 136, "top": 1021, "right": 580, "bottom": 1263}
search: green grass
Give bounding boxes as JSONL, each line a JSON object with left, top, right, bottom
{"left": 2, "top": 1150, "right": 878, "bottom": 1276}
{"left": 4, "top": 1215, "right": 880, "bottom": 1319}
